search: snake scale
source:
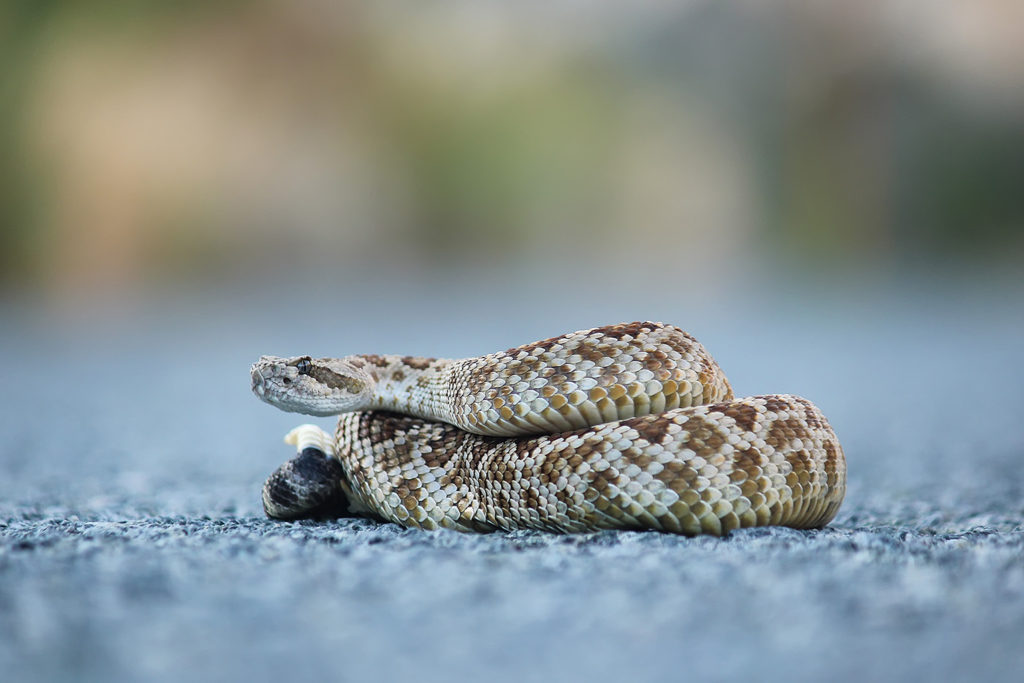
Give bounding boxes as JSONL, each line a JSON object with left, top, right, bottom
{"left": 251, "top": 322, "right": 846, "bottom": 535}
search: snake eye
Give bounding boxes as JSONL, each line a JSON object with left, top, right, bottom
{"left": 295, "top": 357, "right": 313, "bottom": 375}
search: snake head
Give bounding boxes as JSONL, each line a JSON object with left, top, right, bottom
{"left": 251, "top": 355, "right": 372, "bottom": 416}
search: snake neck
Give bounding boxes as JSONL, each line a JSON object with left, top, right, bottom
{"left": 359, "top": 354, "right": 458, "bottom": 424}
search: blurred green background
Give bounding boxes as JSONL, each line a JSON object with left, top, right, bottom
{"left": 1, "top": 0, "right": 1022, "bottom": 304}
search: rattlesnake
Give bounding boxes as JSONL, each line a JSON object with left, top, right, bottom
{"left": 251, "top": 322, "right": 845, "bottom": 535}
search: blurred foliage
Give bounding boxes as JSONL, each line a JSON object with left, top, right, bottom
{"left": 779, "top": 65, "right": 1024, "bottom": 262}
{"left": 379, "top": 71, "right": 620, "bottom": 254}
{"left": 0, "top": 1, "right": 57, "bottom": 284}
{"left": 896, "top": 95, "right": 1024, "bottom": 256}
{"left": 1, "top": 1, "right": 1022, "bottom": 295}
{"left": 0, "top": 0, "right": 242, "bottom": 284}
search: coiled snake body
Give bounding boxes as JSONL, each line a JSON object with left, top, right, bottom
{"left": 251, "top": 322, "right": 845, "bottom": 535}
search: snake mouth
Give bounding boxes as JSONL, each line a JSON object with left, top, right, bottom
{"left": 251, "top": 365, "right": 266, "bottom": 394}
{"left": 251, "top": 359, "right": 287, "bottom": 403}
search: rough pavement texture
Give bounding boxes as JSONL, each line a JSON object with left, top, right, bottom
{"left": 2, "top": 271, "right": 1022, "bottom": 683}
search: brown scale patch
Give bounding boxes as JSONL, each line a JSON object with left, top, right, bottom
{"left": 796, "top": 399, "right": 826, "bottom": 430}
{"left": 822, "top": 440, "right": 842, "bottom": 488}
{"left": 784, "top": 449, "right": 813, "bottom": 483}
{"left": 697, "top": 367, "right": 714, "bottom": 389}
{"left": 661, "top": 329, "right": 698, "bottom": 353}
{"left": 372, "top": 414, "right": 399, "bottom": 445}
{"left": 577, "top": 342, "right": 611, "bottom": 365}
{"left": 679, "top": 416, "right": 726, "bottom": 452}
{"left": 589, "top": 468, "right": 618, "bottom": 495}
{"left": 623, "top": 415, "right": 672, "bottom": 445}
{"left": 512, "top": 356, "right": 544, "bottom": 375}
{"left": 356, "top": 414, "right": 374, "bottom": 441}
{"left": 763, "top": 396, "right": 793, "bottom": 414}
{"left": 627, "top": 450, "right": 653, "bottom": 469}
{"left": 764, "top": 417, "right": 811, "bottom": 450}
{"left": 567, "top": 453, "right": 585, "bottom": 468}
{"left": 655, "top": 459, "right": 700, "bottom": 491}
{"left": 707, "top": 402, "right": 759, "bottom": 433}
{"left": 598, "top": 321, "right": 656, "bottom": 341}
{"left": 420, "top": 431, "right": 459, "bottom": 470}
{"left": 719, "top": 376, "right": 735, "bottom": 400}
{"left": 391, "top": 369, "right": 406, "bottom": 382}
{"left": 520, "top": 468, "right": 546, "bottom": 512}
{"left": 804, "top": 412, "right": 825, "bottom": 431}
{"left": 375, "top": 414, "right": 440, "bottom": 466}
{"left": 437, "top": 437, "right": 481, "bottom": 490}
{"left": 401, "top": 356, "right": 434, "bottom": 370}
{"left": 359, "top": 354, "right": 392, "bottom": 368}
{"left": 504, "top": 332, "right": 563, "bottom": 357}
{"left": 309, "top": 366, "right": 365, "bottom": 394}
{"left": 461, "top": 363, "right": 484, "bottom": 397}
{"left": 823, "top": 440, "right": 837, "bottom": 467}
{"left": 547, "top": 454, "right": 584, "bottom": 509}
{"left": 731, "top": 448, "right": 763, "bottom": 482}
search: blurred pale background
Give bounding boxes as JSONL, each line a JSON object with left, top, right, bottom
{"left": 2, "top": 0, "right": 1022, "bottom": 307}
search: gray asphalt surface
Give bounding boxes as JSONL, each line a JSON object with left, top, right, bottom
{"left": 2, "top": 268, "right": 1022, "bottom": 683}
